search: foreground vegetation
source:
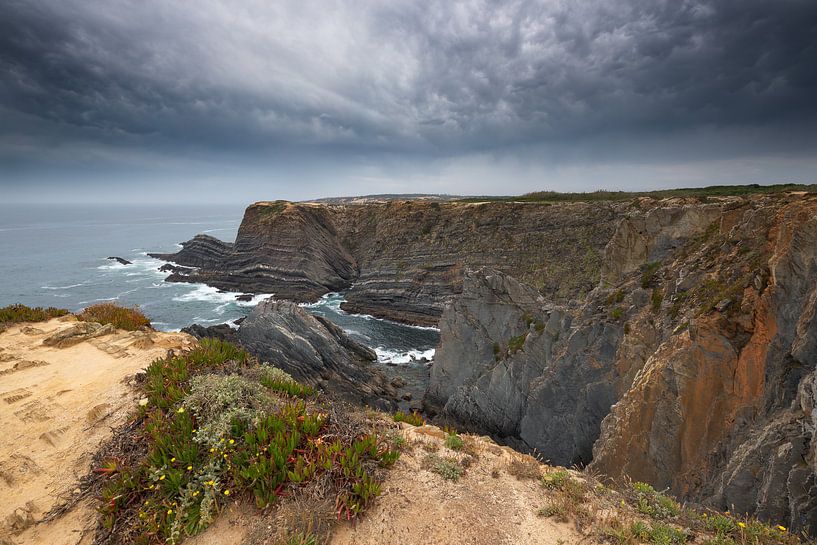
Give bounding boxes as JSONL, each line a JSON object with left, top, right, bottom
{"left": 78, "top": 302, "right": 152, "bottom": 331}
{"left": 459, "top": 183, "right": 817, "bottom": 204}
{"left": 0, "top": 302, "right": 151, "bottom": 333}
{"left": 533, "top": 467, "right": 810, "bottom": 545}
{"left": 94, "top": 338, "right": 400, "bottom": 545}
{"left": 0, "top": 303, "right": 69, "bottom": 327}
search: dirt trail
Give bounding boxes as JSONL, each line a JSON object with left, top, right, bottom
{"left": 0, "top": 317, "right": 194, "bottom": 545}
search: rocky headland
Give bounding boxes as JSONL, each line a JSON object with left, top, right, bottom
{"left": 152, "top": 199, "right": 621, "bottom": 325}
{"left": 151, "top": 189, "right": 817, "bottom": 533}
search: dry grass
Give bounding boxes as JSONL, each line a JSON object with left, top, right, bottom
{"left": 507, "top": 454, "right": 543, "bottom": 480}
{"left": 78, "top": 303, "right": 151, "bottom": 331}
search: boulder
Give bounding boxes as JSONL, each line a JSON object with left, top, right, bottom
{"left": 43, "top": 322, "right": 115, "bottom": 348}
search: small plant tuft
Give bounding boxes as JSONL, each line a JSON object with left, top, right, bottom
{"left": 423, "top": 453, "right": 464, "bottom": 481}
{"left": 393, "top": 410, "right": 424, "bottom": 427}
{"left": 445, "top": 433, "right": 464, "bottom": 451}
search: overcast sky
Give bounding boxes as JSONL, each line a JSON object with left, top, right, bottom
{"left": 1, "top": 0, "right": 816, "bottom": 203}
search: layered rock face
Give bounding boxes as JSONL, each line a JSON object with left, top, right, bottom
{"left": 237, "top": 299, "right": 396, "bottom": 410}
{"left": 157, "top": 199, "right": 622, "bottom": 325}
{"left": 427, "top": 194, "right": 817, "bottom": 532}
{"left": 152, "top": 201, "right": 357, "bottom": 301}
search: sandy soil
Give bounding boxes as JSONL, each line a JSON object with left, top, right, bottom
{"left": 330, "top": 425, "right": 579, "bottom": 545}
{"left": 0, "top": 318, "right": 584, "bottom": 545}
{"left": 0, "top": 317, "right": 194, "bottom": 545}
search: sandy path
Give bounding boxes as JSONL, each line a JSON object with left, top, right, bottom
{"left": 0, "top": 317, "right": 194, "bottom": 545}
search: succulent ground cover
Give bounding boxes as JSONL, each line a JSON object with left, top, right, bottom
{"left": 93, "top": 338, "right": 400, "bottom": 545}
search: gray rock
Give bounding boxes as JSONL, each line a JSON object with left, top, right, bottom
{"left": 237, "top": 300, "right": 396, "bottom": 411}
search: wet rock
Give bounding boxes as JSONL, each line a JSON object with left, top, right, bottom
{"left": 107, "top": 256, "right": 132, "bottom": 265}
{"left": 234, "top": 293, "right": 253, "bottom": 302}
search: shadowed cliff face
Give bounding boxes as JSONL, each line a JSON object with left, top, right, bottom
{"left": 426, "top": 193, "right": 817, "bottom": 533}
{"left": 155, "top": 199, "right": 622, "bottom": 326}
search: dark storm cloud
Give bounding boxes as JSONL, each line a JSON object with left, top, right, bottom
{"left": 0, "top": 0, "right": 816, "bottom": 201}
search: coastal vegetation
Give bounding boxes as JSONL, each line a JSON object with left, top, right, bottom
{"left": 0, "top": 303, "right": 69, "bottom": 328}
{"left": 78, "top": 302, "right": 152, "bottom": 331}
{"left": 94, "top": 338, "right": 400, "bottom": 544}
{"left": 458, "top": 183, "right": 817, "bottom": 204}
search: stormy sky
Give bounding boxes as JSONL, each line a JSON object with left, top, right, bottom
{"left": 1, "top": 0, "right": 816, "bottom": 203}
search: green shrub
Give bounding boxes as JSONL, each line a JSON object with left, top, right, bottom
{"left": 651, "top": 288, "right": 664, "bottom": 312}
{"left": 541, "top": 469, "right": 571, "bottom": 490}
{"left": 0, "top": 303, "right": 69, "bottom": 324}
{"left": 445, "top": 433, "right": 464, "bottom": 451}
{"left": 610, "top": 307, "right": 624, "bottom": 321}
{"left": 78, "top": 302, "right": 151, "bottom": 331}
{"left": 647, "top": 523, "right": 687, "bottom": 545}
{"left": 641, "top": 262, "right": 661, "bottom": 289}
{"left": 393, "top": 410, "right": 424, "bottom": 426}
{"left": 633, "top": 482, "right": 680, "bottom": 520}
{"left": 508, "top": 331, "right": 528, "bottom": 354}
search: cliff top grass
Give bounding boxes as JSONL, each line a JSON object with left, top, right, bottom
{"left": 78, "top": 302, "right": 152, "bottom": 331}
{"left": 0, "top": 303, "right": 70, "bottom": 326}
{"left": 458, "top": 183, "right": 817, "bottom": 204}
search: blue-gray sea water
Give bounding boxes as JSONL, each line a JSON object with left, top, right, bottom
{"left": 0, "top": 204, "right": 437, "bottom": 366}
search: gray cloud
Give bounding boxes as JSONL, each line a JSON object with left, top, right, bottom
{"left": 1, "top": 0, "right": 816, "bottom": 201}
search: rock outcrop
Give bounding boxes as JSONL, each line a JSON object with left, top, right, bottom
{"left": 155, "top": 200, "right": 622, "bottom": 325}
{"left": 591, "top": 198, "right": 817, "bottom": 533}
{"left": 237, "top": 299, "right": 396, "bottom": 410}
{"left": 42, "top": 321, "right": 115, "bottom": 348}
{"left": 426, "top": 193, "right": 817, "bottom": 532}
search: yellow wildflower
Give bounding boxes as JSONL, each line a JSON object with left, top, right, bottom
{"left": 210, "top": 448, "right": 215, "bottom": 453}
{"left": 223, "top": 490, "right": 230, "bottom": 496}
{"left": 738, "top": 522, "right": 746, "bottom": 528}
{"left": 229, "top": 439, "right": 235, "bottom": 445}
{"left": 159, "top": 474, "right": 165, "bottom": 480}
{"left": 777, "top": 526, "right": 787, "bottom": 532}
{"left": 167, "top": 509, "right": 173, "bottom": 515}
{"left": 170, "top": 457, "right": 175, "bottom": 462}
{"left": 187, "top": 465, "right": 193, "bottom": 471}
{"left": 177, "top": 407, "right": 184, "bottom": 413}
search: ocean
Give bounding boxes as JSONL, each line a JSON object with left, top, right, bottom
{"left": 0, "top": 204, "right": 438, "bottom": 367}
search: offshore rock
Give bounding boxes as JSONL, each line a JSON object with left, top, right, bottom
{"left": 237, "top": 299, "right": 396, "bottom": 410}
